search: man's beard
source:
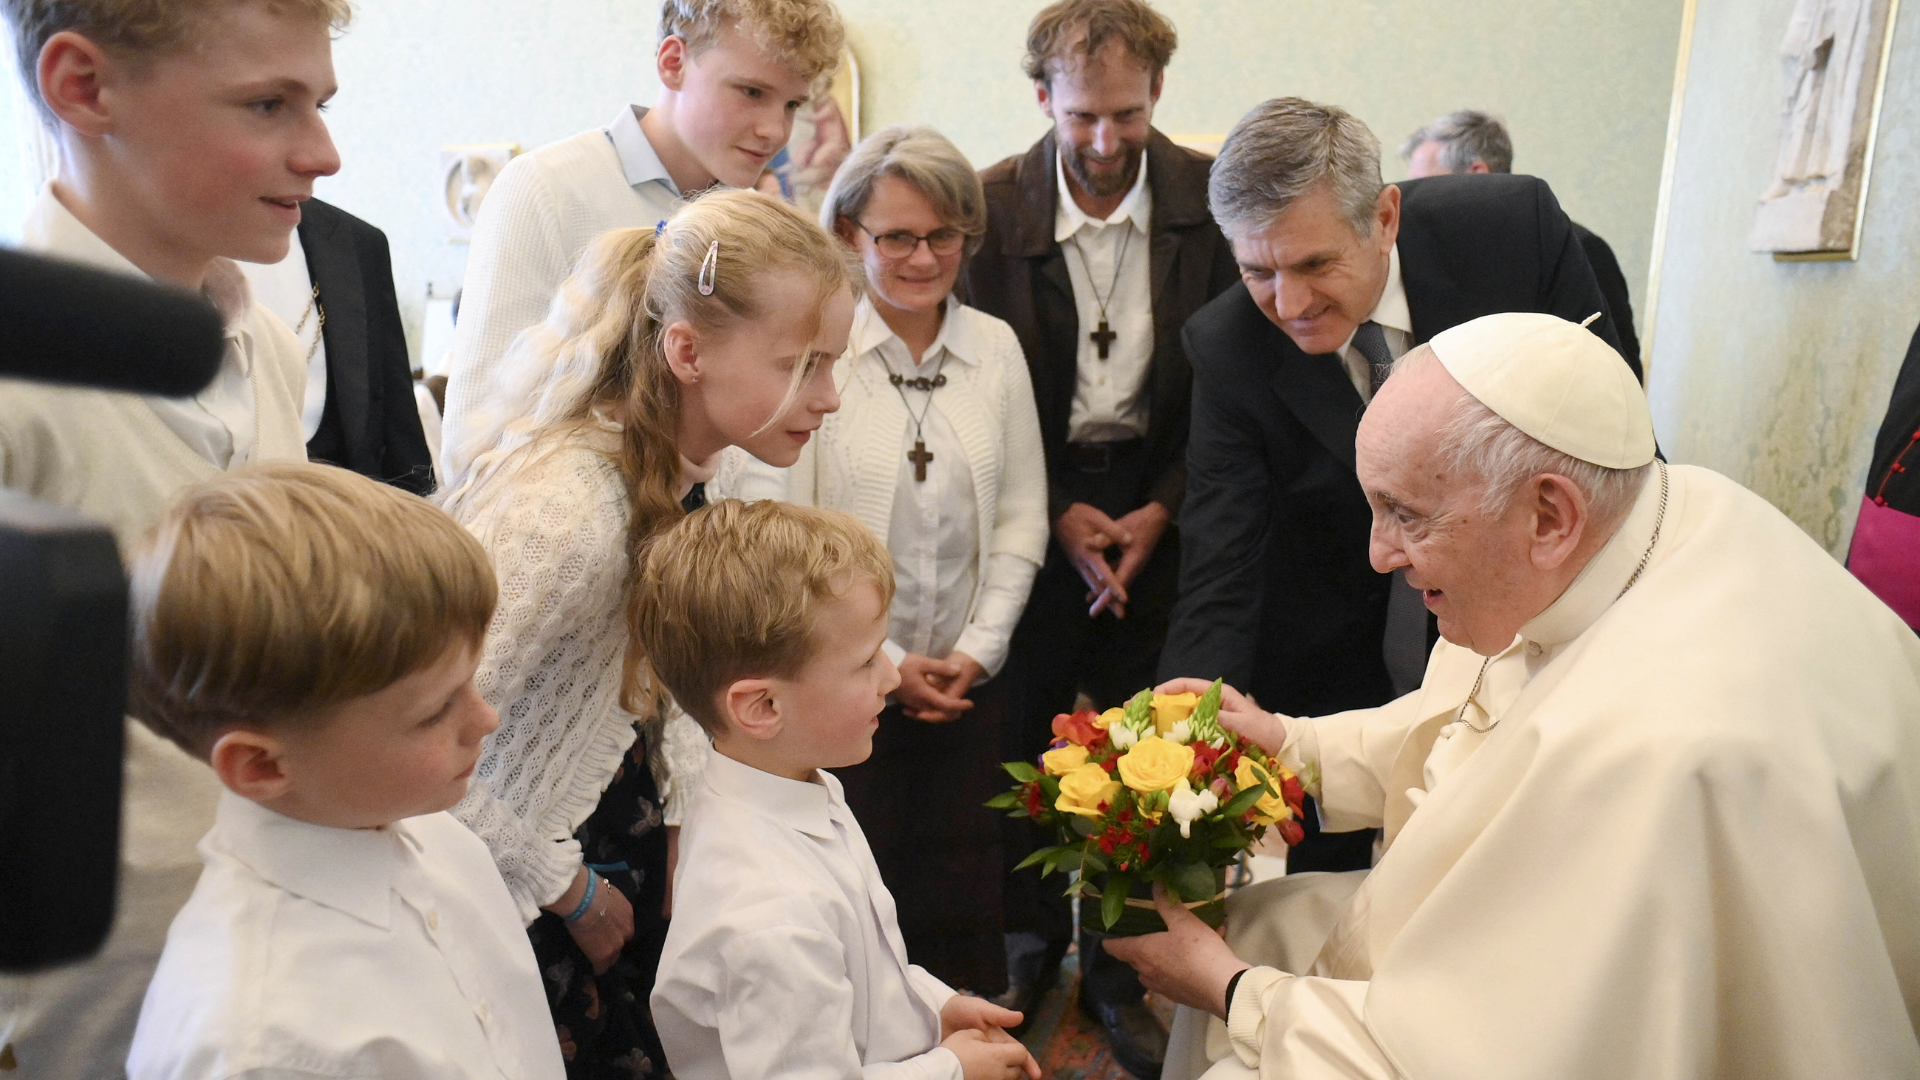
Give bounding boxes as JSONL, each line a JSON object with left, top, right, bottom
{"left": 1063, "top": 139, "right": 1145, "bottom": 199}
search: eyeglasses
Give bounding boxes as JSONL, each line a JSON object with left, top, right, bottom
{"left": 854, "top": 221, "right": 967, "bottom": 259}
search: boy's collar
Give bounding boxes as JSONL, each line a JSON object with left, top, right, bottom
{"left": 23, "top": 183, "right": 254, "bottom": 328}
{"left": 608, "top": 105, "right": 683, "bottom": 198}
{"left": 209, "top": 790, "right": 411, "bottom": 929}
{"left": 702, "top": 748, "right": 839, "bottom": 840}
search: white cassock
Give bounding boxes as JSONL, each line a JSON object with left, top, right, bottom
{"left": 1179, "top": 462, "right": 1920, "bottom": 1080}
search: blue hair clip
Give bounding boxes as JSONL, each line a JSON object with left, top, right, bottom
{"left": 655, "top": 219, "right": 667, "bottom": 237}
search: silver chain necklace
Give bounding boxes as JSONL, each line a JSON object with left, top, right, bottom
{"left": 1457, "top": 461, "right": 1669, "bottom": 730}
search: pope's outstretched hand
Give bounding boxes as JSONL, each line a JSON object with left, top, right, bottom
{"left": 1102, "top": 883, "right": 1250, "bottom": 1019}
{"left": 1154, "top": 677, "right": 1289, "bottom": 754}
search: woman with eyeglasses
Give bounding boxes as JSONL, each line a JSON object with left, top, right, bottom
{"left": 726, "top": 124, "right": 1047, "bottom": 996}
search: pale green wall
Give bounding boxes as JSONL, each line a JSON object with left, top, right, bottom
{"left": 0, "top": 0, "right": 1683, "bottom": 365}
{"left": 1646, "top": 0, "right": 1920, "bottom": 556}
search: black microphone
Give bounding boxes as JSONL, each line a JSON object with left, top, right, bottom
{"left": 0, "top": 246, "right": 224, "bottom": 396}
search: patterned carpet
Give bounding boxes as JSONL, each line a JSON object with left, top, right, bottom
{"left": 1016, "top": 949, "right": 1176, "bottom": 1080}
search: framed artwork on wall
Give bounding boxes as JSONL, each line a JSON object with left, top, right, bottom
{"left": 756, "top": 46, "right": 860, "bottom": 215}
{"left": 440, "top": 143, "right": 519, "bottom": 243}
{"left": 1748, "top": 0, "right": 1901, "bottom": 261}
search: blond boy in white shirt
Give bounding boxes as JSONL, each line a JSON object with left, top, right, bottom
{"left": 636, "top": 501, "right": 1041, "bottom": 1080}
{"left": 122, "top": 463, "right": 564, "bottom": 1080}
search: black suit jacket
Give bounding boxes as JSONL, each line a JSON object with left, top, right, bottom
{"left": 300, "top": 198, "right": 435, "bottom": 496}
{"left": 1573, "top": 221, "right": 1642, "bottom": 380}
{"left": 1158, "top": 173, "right": 1627, "bottom": 716}
{"left": 1862, "top": 319, "right": 1920, "bottom": 515}
{"left": 961, "top": 128, "right": 1240, "bottom": 517}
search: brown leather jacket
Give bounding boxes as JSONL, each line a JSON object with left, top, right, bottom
{"left": 959, "top": 127, "right": 1239, "bottom": 521}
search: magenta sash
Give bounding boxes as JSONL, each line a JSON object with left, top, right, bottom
{"left": 1850, "top": 495, "right": 1920, "bottom": 629}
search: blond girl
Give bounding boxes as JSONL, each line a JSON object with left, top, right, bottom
{"left": 441, "top": 189, "right": 859, "bottom": 1075}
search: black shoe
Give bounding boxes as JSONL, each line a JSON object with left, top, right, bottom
{"left": 1079, "top": 998, "right": 1167, "bottom": 1080}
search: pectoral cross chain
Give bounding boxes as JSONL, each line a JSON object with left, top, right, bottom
{"left": 1090, "top": 320, "right": 1117, "bottom": 360}
{"left": 908, "top": 440, "right": 934, "bottom": 482}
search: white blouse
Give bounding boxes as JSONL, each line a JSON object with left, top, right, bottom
{"left": 721, "top": 297, "right": 1048, "bottom": 677}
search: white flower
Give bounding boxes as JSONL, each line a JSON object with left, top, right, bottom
{"left": 1209, "top": 736, "right": 1228, "bottom": 751}
{"left": 1165, "top": 719, "right": 1193, "bottom": 745}
{"left": 1110, "top": 723, "right": 1140, "bottom": 750}
{"left": 1168, "top": 777, "right": 1221, "bottom": 839}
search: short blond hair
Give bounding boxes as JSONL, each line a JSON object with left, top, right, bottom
{"left": 659, "top": 0, "right": 844, "bottom": 85}
{"left": 129, "top": 462, "right": 496, "bottom": 759}
{"left": 3, "top": 0, "right": 353, "bottom": 123}
{"left": 632, "top": 500, "right": 893, "bottom": 735}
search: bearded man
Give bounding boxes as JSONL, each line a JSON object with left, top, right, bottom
{"left": 1109, "top": 312, "right": 1920, "bottom": 1080}
{"left": 959, "top": 1, "right": 1238, "bottom": 1073}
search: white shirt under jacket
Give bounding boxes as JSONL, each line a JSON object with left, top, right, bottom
{"left": 724, "top": 297, "right": 1048, "bottom": 677}
{"left": 1334, "top": 245, "right": 1411, "bottom": 404}
{"left": 1057, "top": 150, "right": 1153, "bottom": 443}
{"left": 1214, "top": 464, "right": 1920, "bottom": 1079}
{"left": 652, "top": 752, "right": 963, "bottom": 1080}
{"left": 127, "top": 793, "right": 564, "bottom": 1080}
{"left": 442, "top": 105, "right": 682, "bottom": 456}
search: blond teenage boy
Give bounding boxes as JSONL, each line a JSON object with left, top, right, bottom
{"left": 637, "top": 501, "right": 1041, "bottom": 1080}
{"left": 120, "top": 463, "right": 563, "bottom": 1079}
{"left": 0, "top": 2, "right": 344, "bottom": 1074}
{"left": 440, "top": 0, "right": 846, "bottom": 456}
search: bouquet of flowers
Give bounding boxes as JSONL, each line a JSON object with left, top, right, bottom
{"left": 989, "top": 679, "right": 1308, "bottom": 936}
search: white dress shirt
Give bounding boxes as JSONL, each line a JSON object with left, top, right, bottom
{"left": 127, "top": 793, "right": 564, "bottom": 1079}
{"left": 240, "top": 227, "right": 329, "bottom": 442}
{"left": 1057, "top": 151, "right": 1154, "bottom": 443}
{"left": 653, "top": 752, "right": 963, "bottom": 1080}
{"left": 1335, "top": 244, "right": 1412, "bottom": 403}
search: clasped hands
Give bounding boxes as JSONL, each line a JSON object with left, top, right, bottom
{"left": 1102, "top": 678, "right": 1290, "bottom": 1018}
{"left": 897, "top": 650, "right": 986, "bottom": 723}
{"left": 939, "top": 995, "right": 1040, "bottom": 1080}
{"left": 1054, "top": 501, "right": 1169, "bottom": 618}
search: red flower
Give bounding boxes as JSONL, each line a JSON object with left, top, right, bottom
{"left": 1098, "top": 834, "right": 1117, "bottom": 854}
{"left": 1116, "top": 807, "right": 1134, "bottom": 825}
{"left": 1190, "top": 742, "right": 1223, "bottom": 776}
{"left": 1023, "top": 782, "right": 1044, "bottom": 818}
{"left": 1100, "top": 758, "right": 1118, "bottom": 774}
{"left": 1276, "top": 818, "right": 1306, "bottom": 846}
{"left": 1281, "top": 774, "right": 1306, "bottom": 810}
{"left": 1052, "top": 710, "right": 1101, "bottom": 747}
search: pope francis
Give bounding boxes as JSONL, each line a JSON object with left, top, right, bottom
{"left": 1107, "top": 312, "right": 1920, "bottom": 1079}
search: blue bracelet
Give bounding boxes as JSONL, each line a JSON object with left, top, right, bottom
{"left": 563, "top": 871, "right": 599, "bottom": 924}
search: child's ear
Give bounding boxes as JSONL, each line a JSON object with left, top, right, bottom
{"left": 656, "top": 34, "right": 689, "bottom": 93}
{"left": 37, "top": 31, "right": 114, "bottom": 137}
{"left": 722, "top": 678, "right": 783, "bottom": 742}
{"left": 661, "top": 320, "right": 701, "bottom": 386}
{"left": 209, "top": 729, "right": 297, "bottom": 803}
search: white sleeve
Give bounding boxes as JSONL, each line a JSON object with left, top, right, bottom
{"left": 442, "top": 156, "right": 569, "bottom": 456}
{"left": 950, "top": 552, "right": 1039, "bottom": 679}
{"left": 1287, "top": 689, "right": 1428, "bottom": 834}
{"left": 450, "top": 460, "right": 636, "bottom": 922}
{"left": 659, "top": 701, "right": 711, "bottom": 827}
{"left": 1227, "top": 967, "right": 1394, "bottom": 1080}
{"left": 717, "top": 927, "right": 962, "bottom": 1080}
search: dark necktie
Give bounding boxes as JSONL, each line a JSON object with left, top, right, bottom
{"left": 680, "top": 482, "right": 707, "bottom": 514}
{"left": 1350, "top": 320, "right": 1427, "bottom": 694}
{"left": 1351, "top": 320, "right": 1395, "bottom": 397}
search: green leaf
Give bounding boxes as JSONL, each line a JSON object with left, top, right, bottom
{"left": 1123, "top": 688, "right": 1154, "bottom": 731}
{"left": 1080, "top": 849, "right": 1111, "bottom": 875}
{"left": 1220, "top": 779, "right": 1273, "bottom": 819}
{"left": 1014, "top": 844, "right": 1069, "bottom": 872}
{"left": 1101, "top": 872, "right": 1132, "bottom": 929}
{"left": 985, "top": 791, "right": 1022, "bottom": 810}
{"left": 1039, "top": 776, "right": 1061, "bottom": 801}
{"left": 1003, "top": 761, "right": 1041, "bottom": 783}
{"left": 1170, "top": 861, "right": 1217, "bottom": 902}
{"left": 1051, "top": 849, "right": 1085, "bottom": 876}
{"left": 1070, "top": 814, "right": 1101, "bottom": 838}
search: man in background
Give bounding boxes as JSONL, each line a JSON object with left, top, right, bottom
{"left": 960, "top": 1, "right": 1238, "bottom": 1075}
{"left": 1401, "top": 109, "right": 1642, "bottom": 378}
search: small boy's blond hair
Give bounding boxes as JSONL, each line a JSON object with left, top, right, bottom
{"left": 129, "top": 462, "right": 497, "bottom": 759}
{"left": 633, "top": 500, "right": 893, "bottom": 736}
{"left": 4, "top": 0, "right": 353, "bottom": 123}
{"left": 659, "top": 0, "right": 844, "bottom": 86}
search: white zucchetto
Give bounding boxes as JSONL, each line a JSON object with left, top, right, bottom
{"left": 1428, "top": 312, "right": 1656, "bottom": 469}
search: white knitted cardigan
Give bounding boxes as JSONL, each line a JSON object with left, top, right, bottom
{"left": 450, "top": 430, "right": 709, "bottom": 922}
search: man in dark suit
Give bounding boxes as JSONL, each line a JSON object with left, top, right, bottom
{"left": 1400, "top": 109, "right": 1642, "bottom": 378}
{"left": 1157, "top": 98, "right": 1629, "bottom": 873}
{"left": 958, "top": 1, "right": 1237, "bottom": 1074}
{"left": 299, "top": 197, "right": 435, "bottom": 495}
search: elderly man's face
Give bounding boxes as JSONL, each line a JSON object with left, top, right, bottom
{"left": 1036, "top": 41, "right": 1159, "bottom": 199}
{"left": 1356, "top": 358, "right": 1555, "bottom": 656}
{"left": 1231, "top": 183, "right": 1398, "bottom": 356}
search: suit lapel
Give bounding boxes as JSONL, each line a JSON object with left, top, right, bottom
{"left": 299, "top": 203, "right": 370, "bottom": 460}
{"left": 1270, "top": 337, "right": 1366, "bottom": 472}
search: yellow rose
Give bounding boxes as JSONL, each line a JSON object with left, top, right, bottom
{"left": 1151, "top": 692, "right": 1200, "bottom": 734}
{"left": 1116, "top": 736, "right": 1196, "bottom": 795}
{"left": 1093, "top": 707, "right": 1126, "bottom": 730}
{"left": 1055, "top": 763, "right": 1122, "bottom": 818}
{"left": 1042, "top": 744, "right": 1090, "bottom": 776}
{"left": 1234, "top": 757, "right": 1292, "bottom": 825}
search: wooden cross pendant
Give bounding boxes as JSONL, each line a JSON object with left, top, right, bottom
{"left": 1090, "top": 320, "right": 1117, "bottom": 359}
{"left": 908, "top": 440, "right": 934, "bottom": 482}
